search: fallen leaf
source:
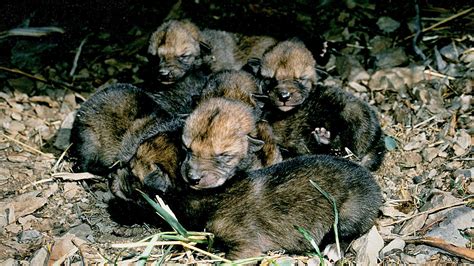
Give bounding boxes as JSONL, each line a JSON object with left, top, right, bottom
{"left": 352, "top": 226, "right": 384, "bottom": 265}
{"left": 52, "top": 172, "right": 99, "bottom": 181}
{"left": 380, "top": 238, "right": 405, "bottom": 258}
{"left": 48, "top": 233, "right": 86, "bottom": 264}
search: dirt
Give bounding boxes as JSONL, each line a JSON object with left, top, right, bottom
{"left": 0, "top": 1, "right": 472, "bottom": 265}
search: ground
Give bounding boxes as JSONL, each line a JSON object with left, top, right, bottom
{"left": 0, "top": 1, "right": 473, "bottom": 265}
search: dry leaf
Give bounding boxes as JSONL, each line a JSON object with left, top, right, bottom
{"left": 352, "top": 226, "right": 384, "bottom": 265}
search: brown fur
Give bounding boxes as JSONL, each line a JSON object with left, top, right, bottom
{"left": 105, "top": 123, "right": 382, "bottom": 260}
{"left": 69, "top": 83, "right": 179, "bottom": 175}
{"left": 205, "top": 155, "right": 382, "bottom": 259}
{"left": 181, "top": 97, "right": 265, "bottom": 189}
{"left": 200, "top": 70, "right": 282, "bottom": 167}
{"left": 148, "top": 20, "right": 276, "bottom": 84}
{"left": 109, "top": 129, "right": 182, "bottom": 202}
{"left": 246, "top": 39, "right": 386, "bottom": 170}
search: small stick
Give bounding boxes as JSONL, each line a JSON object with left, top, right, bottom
{"left": 51, "top": 143, "right": 72, "bottom": 173}
{"left": 70, "top": 36, "right": 89, "bottom": 77}
{"left": 404, "top": 7, "right": 474, "bottom": 40}
{"left": 381, "top": 201, "right": 466, "bottom": 226}
{"left": 424, "top": 69, "right": 456, "bottom": 80}
{"left": 21, "top": 178, "right": 54, "bottom": 190}
{"left": 111, "top": 241, "right": 232, "bottom": 263}
{"left": 0, "top": 66, "right": 75, "bottom": 89}
{"left": 408, "top": 236, "right": 474, "bottom": 262}
{"left": 413, "top": 0, "right": 427, "bottom": 60}
{"left": 412, "top": 115, "right": 437, "bottom": 129}
{"left": 1, "top": 133, "right": 54, "bottom": 157}
{"left": 0, "top": 66, "right": 48, "bottom": 83}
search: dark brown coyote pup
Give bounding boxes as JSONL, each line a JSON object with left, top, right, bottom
{"left": 148, "top": 19, "right": 276, "bottom": 84}
{"left": 69, "top": 83, "right": 181, "bottom": 175}
{"left": 180, "top": 97, "right": 265, "bottom": 189}
{"left": 245, "top": 39, "right": 386, "bottom": 170}
{"left": 205, "top": 155, "right": 382, "bottom": 259}
{"left": 199, "top": 70, "right": 282, "bottom": 166}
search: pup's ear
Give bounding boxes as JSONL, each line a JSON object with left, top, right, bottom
{"left": 247, "top": 135, "right": 265, "bottom": 152}
{"left": 199, "top": 41, "right": 212, "bottom": 55}
{"left": 242, "top": 57, "right": 261, "bottom": 75}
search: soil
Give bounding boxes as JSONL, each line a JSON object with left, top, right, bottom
{"left": 0, "top": 0, "right": 472, "bottom": 264}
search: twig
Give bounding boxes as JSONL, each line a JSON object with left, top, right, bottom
{"left": 408, "top": 236, "right": 474, "bottom": 262}
{"left": 413, "top": 0, "right": 427, "bottom": 60}
{"left": 111, "top": 241, "right": 232, "bottom": 263}
{"left": 1, "top": 133, "right": 54, "bottom": 157}
{"left": 411, "top": 115, "right": 437, "bottom": 129}
{"left": 381, "top": 235, "right": 474, "bottom": 261}
{"left": 424, "top": 69, "right": 456, "bottom": 80}
{"left": 403, "top": 7, "right": 474, "bottom": 40}
{"left": 52, "top": 172, "right": 98, "bottom": 181}
{"left": 70, "top": 36, "right": 89, "bottom": 77}
{"left": 51, "top": 143, "right": 72, "bottom": 173}
{"left": 0, "top": 66, "right": 48, "bottom": 83}
{"left": 21, "top": 178, "right": 54, "bottom": 190}
{"left": 0, "top": 66, "right": 75, "bottom": 89}
{"left": 381, "top": 201, "right": 467, "bottom": 226}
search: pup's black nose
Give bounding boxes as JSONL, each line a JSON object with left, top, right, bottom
{"left": 278, "top": 90, "right": 291, "bottom": 102}
{"left": 187, "top": 172, "right": 201, "bottom": 186}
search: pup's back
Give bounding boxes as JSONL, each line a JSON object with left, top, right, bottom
{"left": 207, "top": 155, "right": 382, "bottom": 259}
{"left": 70, "top": 83, "right": 173, "bottom": 175}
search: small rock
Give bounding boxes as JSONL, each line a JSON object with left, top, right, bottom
{"left": 403, "top": 133, "right": 427, "bottom": 151}
{"left": 380, "top": 238, "right": 405, "bottom": 258}
{"left": 402, "top": 152, "right": 422, "bottom": 167}
{"left": 8, "top": 155, "right": 30, "bottom": 163}
{"left": 348, "top": 81, "right": 367, "bottom": 92}
{"left": 29, "top": 247, "right": 49, "bottom": 266}
{"left": 369, "top": 66, "right": 424, "bottom": 92}
{"left": 17, "top": 229, "right": 42, "bottom": 243}
{"left": 0, "top": 258, "right": 17, "bottom": 266}
{"left": 422, "top": 147, "right": 439, "bottom": 162}
{"left": 67, "top": 223, "right": 93, "bottom": 241}
{"left": 0, "top": 142, "right": 10, "bottom": 150}
{"left": 467, "top": 182, "right": 474, "bottom": 194}
{"left": 440, "top": 43, "right": 461, "bottom": 62}
{"left": 63, "top": 182, "right": 81, "bottom": 199}
{"left": 413, "top": 175, "right": 423, "bottom": 184}
{"left": 375, "top": 47, "right": 408, "bottom": 68}
{"left": 54, "top": 111, "right": 76, "bottom": 150}
{"left": 10, "top": 113, "right": 22, "bottom": 121}
{"left": 5, "top": 223, "right": 21, "bottom": 234}
{"left": 426, "top": 206, "right": 473, "bottom": 247}
{"left": 3, "top": 120, "right": 26, "bottom": 133}
{"left": 376, "top": 16, "right": 400, "bottom": 33}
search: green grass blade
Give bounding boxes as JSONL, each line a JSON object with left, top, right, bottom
{"left": 295, "top": 226, "right": 322, "bottom": 256}
{"left": 137, "top": 234, "right": 159, "bottom": 266}
{"left": 309, "top": 180, "right": 341, "bottom": 258}
{"left": 139, "top": 190, "right": 189, "bottom": 237}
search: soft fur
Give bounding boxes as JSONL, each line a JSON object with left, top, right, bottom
{"left": 245, "top": 39, "right": 386, "bottom": 170}
{"left": 148, "top": 19, "right": 276, "bottom": 84}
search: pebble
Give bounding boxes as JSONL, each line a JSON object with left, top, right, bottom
{"left": 17, "top": 229, "right": 42, "bottom": 243}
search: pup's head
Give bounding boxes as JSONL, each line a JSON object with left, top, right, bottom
{"left": 200, "top": 70, "right": 262, "bottom": 108}
{"left": 148, "top": 20, "right": 211, "bottom": 84}
{"left": 130, "top": 133, "right": 181, "bottom": 195}
{"left": 181, "top": 98, "right": 264, "bottom": 190}
{"left": 245, "top": 40, "right": 317, "bottom": 111}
